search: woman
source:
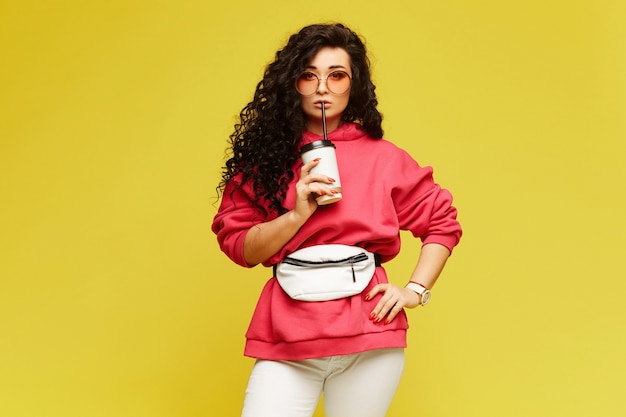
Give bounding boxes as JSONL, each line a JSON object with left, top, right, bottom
{"left": 213, "top": 23, "right": 462, "bottom": 417}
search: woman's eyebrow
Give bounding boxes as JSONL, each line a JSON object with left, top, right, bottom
{"left": 305, "top": 64, "right": 348, "bottom": 70}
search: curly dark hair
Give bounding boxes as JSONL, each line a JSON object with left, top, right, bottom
{"left": 218, "top": 23, "right": 383, "bottom": 215}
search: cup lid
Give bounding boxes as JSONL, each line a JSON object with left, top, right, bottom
{"left": 300, "top": 140, "right": 335, "bottom": 154}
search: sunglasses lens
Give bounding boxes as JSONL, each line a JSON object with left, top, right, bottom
{"left": 326, "top": 71, "right": 351, "bottom": 95}
{"left": 296, "top": 72, "right": 319, "bottom": 95}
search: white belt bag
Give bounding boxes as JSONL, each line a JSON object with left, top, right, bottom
{"left": 275, "top": 244, "right": 378, "bottom": 301}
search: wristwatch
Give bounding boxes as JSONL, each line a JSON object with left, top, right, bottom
{"left": 405, "top": 282, "right": 431, "bottom": 306}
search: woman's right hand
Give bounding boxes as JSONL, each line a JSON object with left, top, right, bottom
{"left": 243, "top": 158, "right": 337, "bottom": 265}
{"left": 293, "top": 158, "right": 338, "bottom": 221}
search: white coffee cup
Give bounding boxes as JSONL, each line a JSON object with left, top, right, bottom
{"left": 300, "top": 140, "right": 342, "bottom": 205}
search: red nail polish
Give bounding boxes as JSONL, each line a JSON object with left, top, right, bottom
{"left": 369, "top": 312, "right": 376, "bottom": 320}
{"left": 313, "top": 158, "right": 321, "bottom": 162}
{"left": 328, "top": 177, "right": 336, "bottom": 183}
{"left": 364, "top": 294, "right": 371, "bottom": 301}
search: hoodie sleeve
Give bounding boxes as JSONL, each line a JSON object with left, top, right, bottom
{"left": 390, "top": 150, "right": 462, "bottom": 253}
{"left": 212, "top": 176, "right": 270, "bottom": 268}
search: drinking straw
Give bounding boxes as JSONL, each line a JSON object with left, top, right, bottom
{"left": 321, "top": 102, "right": 328, "bottom": 140}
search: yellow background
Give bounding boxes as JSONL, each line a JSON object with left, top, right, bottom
{"left": 1, "top": 0, "right": 625, "bottom": 416}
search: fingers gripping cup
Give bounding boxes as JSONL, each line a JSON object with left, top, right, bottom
{"left": 300, "top": 140, "right": 343, "bottom": 205}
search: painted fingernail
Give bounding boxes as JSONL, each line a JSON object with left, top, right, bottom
{"left": 364, "top": 294, "right": 371, "bottom": 301}
{"left": 369, "top": 312, "right": 376, "bottom": 320}
{"left": 328, "top": 177, "right": 336, "bottom": 183}
{"left": 313, "top": 158, "right": 321, "bottom": 162}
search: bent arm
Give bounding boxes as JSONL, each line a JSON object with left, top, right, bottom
{"left": 243, "top": 158, "right": 337, "bottom": 265}
{"left": 243, "top": 210, "right": 308, "bottom": 265}
{"left": 408, "top": 243, "right": 451, "bottom": 289}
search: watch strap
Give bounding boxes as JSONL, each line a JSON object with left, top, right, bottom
{"left": 405, "top": 282, "right": 431, "bottom": 306}
{"left": 405, "top": 281, "right": 427, "bottom": 295}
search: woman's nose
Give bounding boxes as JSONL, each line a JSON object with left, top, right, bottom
{"left": 317, "top": 78, "right": 329, "bottom": 94}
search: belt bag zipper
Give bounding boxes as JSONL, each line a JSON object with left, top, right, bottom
{"left": 281, "top": 253, "right": 369, "bottom": 283}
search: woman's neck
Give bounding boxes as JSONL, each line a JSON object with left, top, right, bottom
{"left": 306, "top": 119, "right": 341, "bottom": 136}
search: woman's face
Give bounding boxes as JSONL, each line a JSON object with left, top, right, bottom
{"left": 297, "top": 47, "right": 352, "bottom": 135}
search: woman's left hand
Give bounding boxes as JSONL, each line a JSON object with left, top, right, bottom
{"left": 365, "top": 284, "right": 421, "bottom": 324}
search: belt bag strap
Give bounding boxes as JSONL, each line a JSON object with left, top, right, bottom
{"left": 275, "top": 244, "right": 378, "bottom": 301}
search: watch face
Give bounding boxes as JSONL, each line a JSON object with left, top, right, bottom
{"left": 421, "top": 290, "right": 431, "bottom": 305}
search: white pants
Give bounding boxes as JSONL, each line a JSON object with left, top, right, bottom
{"left": 241, "top": 348, "right": 405, "bottom": 417}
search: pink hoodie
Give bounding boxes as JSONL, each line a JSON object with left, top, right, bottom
{"left": 213, "top": 123, "right": 461, "bottom": 360}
